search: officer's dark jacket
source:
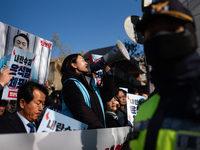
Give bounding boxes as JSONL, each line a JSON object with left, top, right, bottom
{"left": 130, "top": 52, "right": 200, "bottom": 150}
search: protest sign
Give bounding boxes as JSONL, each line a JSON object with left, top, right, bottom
{"left": 89, "top": 54, "right": 103, "bottom": 85}
{"left": 119, "top": 87, "right": 128, "bottom": 92}
{"left": 37, "top": 108, "right": 88, "bottom": 132}
{"left": 127, "top": 93, "right": 147, "bottom": 125}
{"left": 0, "top": 126, "right": 130, "bottom": 150}
{"left": 0, "top": 21, "right": 52, "bottom": 85}
{"left": 1, "top": 47, "right": 36, "bottom": 100}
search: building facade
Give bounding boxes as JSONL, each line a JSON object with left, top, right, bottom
{"left": 179, "top": 0, "right": 200, "bottom": 54}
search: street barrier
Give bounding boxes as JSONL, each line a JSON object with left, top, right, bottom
{"left": 0, "top": 126, "right": 131, "bottom": 150}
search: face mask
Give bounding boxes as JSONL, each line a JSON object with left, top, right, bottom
{"left": 144, "top": 23, "right": 197, "bottom": 70}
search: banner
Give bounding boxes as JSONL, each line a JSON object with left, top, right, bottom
{"left": 37, "top": 108, "right": 88, "bottom": 132}
{"left": 0, "top": 21, "right": 52, "bottom": 85}
{"left": 89, "top": 54, "right": 103, "bottom": 85}
{"left": 119, "top": 87, "right": 128, "bottom": 92}
{"left": 127, "top": 93, "right": 147, "bottom": 125}
{"left": 1, "top": 47, "right": 36, "bottom": 100}
{"left": 0, "top": 127, "right": 131, "bottom": 150}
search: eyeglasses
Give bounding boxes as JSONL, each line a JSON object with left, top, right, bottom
{"left": 114, "top": 97, "right": 119, "bottom": 102}
{"left": 0, "top": 100, "right": 8, "bottom": 106}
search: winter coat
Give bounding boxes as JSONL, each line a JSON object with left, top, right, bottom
{"left": 105, "top": 110, "right": 121, "bottom": 128}
{"left": 61, "top": 70, "right": 114, "bottom": 129}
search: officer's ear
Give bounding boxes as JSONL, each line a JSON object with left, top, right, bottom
{"left": 19, "top": 99, "right": 26, "bottom": 109}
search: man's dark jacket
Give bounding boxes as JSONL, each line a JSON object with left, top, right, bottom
{"left": 0, "top": 112, "right": 39, "bottom": 133}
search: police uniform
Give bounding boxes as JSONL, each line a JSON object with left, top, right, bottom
{"left": 129, "top": 0, "right": 200, "bottom": 150}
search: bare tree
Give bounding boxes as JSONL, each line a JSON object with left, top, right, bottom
{"left": 51, "top": 32, "right": 72, "bottom": 58}
{"left": 124, "top": 40, "right": 144, "bottom": 58}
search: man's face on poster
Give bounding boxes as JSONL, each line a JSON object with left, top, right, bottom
{"left": 14, "top": 36, "right": 28, "bottom": 51}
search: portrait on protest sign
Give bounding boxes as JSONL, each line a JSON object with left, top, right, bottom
{"left": 0, "top": 21, "right": 52, "bottom": 100}
{"left": 0, "top": 21, "right": 52, "bottom": 85}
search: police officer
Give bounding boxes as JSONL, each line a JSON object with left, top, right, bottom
{"left": 129, "top": 0, "right": 200, "bottom": 149}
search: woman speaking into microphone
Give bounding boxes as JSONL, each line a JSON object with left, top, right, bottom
{"left": 61, "top": 54, "right": 114, "bottom": 129}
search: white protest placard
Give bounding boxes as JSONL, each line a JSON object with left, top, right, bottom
{"left": 2, "top": 47, "right": 36, "bottom": 100}
{"left": 119, "top": 87, "right": 128, "bottom": 92}
{"left": 89, "top": 54, "right": 103, "bottom": 85}
{"left": 37, "top": 108, "right": 88, "bottom": 132}
{"left": 126, "top": 93, "right": 147, "bottom": 125}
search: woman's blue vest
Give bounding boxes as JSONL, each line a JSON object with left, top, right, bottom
{"left": 61, "top": 78, "right": 106, "bottom": 127}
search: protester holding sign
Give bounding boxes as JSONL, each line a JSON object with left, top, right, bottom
{"left": 61, "top": 54, "right": 114, "bottom": 129}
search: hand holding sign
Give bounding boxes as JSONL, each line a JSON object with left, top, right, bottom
{"left": 1, "top": 47, "right": 36, "bottom": 100}
{"left": 0, "top": 68, "right": 14, "bottom": 87}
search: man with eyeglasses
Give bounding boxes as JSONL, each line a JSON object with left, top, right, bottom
{"left": 0, "top": 81, "right": 48, "bottom": 133}
{"left": 116, "top": 89, "right": 128, "bottom": 126}
{"left": 117, "top": 89, "right": 127, "bottom": 114}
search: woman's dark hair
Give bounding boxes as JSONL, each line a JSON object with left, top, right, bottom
{"left": 114, "top": 88, "right": 120, "bottom": 97}
{"left": 61, "top": 54, "right": 81, "bottom": 74}
{"left": 132, "top": 88, "right": 139, "bottom": 94}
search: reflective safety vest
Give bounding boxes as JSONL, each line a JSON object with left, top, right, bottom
{"left": 129, "top": 93, "right": 200, "bottom": 150}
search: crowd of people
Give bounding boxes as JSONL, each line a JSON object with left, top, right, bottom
{"left": 0, "top": 52, "right": 147, "bottom": 133}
